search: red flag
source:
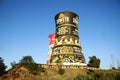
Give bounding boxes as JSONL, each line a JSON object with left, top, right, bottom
{"left": 48, "top": 34, "right": 55, "bottom": 45}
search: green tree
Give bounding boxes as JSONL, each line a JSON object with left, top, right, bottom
{"left": 18, "top": 55, "right": 45, "bottom": 74}
{"left": 112, "top": 67, "right": 116, "bottom": 70}
{"left": 87, "top": 56, "right": 100, "bottom": 68}
{"left": 19, "top": 56, "right": 35, "bottom": 65}
{"left": 0, "top": 57, "right": 6, "bottom": 76}
{"left": 10, "top": 61, "right": 16, "bottom": 68}
{"left": 19, "top": 56, "right": 36, "bottom": 73}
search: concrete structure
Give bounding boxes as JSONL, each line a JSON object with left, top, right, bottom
{"left": 48, "top": 11, "right": 86, "bottom": 66}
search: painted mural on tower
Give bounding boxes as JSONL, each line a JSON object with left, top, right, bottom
{"left": 47, "top": 11, "right": 86, "bottom": 66}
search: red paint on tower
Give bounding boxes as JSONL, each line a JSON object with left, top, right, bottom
{"left": 48, "top": 33, "right": 55, "bottom": 45}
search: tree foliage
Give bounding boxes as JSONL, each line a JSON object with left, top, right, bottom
{"left": 19, "top": 56, "right": 35, "bottom": 65}
{"left": 18, "top": 55, "right": 45, "bottom": 74}
{"left": 10, "top": 61, "right": 16, "bottom": 68}
{"left": 19, "top": 56, "right": 36, "bottom": 73}
{"left": 0, "top": 57, "right": 6, "bottom": 76}
{"left": 87, "top": 56, "right": 100, "bottom": 68}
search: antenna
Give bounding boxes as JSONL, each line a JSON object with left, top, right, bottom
{"left": 117, "top": 58, "right": 120, "bottom": 69}
{"left": 111, "top": 54, "right": 114, "bottom": 69}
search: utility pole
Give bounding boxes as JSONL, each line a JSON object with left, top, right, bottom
{"left": 117, "top": 58, "right": 120, "bottom": 69}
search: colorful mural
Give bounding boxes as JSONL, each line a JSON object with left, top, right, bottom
{"left": 49, "top": 11, "right": 86, "bottom": 66}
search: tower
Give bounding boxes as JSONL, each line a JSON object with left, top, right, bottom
{"left": 49, "top": 11, "right": 86, "bottom": 66}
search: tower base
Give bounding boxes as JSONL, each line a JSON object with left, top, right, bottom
{"left": 50, "top": 63, "right": 87, "bottom": 66}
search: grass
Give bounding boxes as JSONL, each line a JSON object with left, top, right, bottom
{"left": 22, "top": 68, "right": 87, "bottom": 80}
{"left": 0, "top": 68, "right": 120, "bottom": 80}
{"left": 25, "top": 69, "right": 120, "bottom": 80}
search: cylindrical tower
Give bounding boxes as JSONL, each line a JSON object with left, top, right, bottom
{"left": 50, "top": 11, "right": 86, "bottom": 66}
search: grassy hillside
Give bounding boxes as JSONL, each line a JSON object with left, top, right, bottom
{"left": 26, "top": 69, "right": 120, "bottom": 80}
{"left": 0, "top": 66, "right": 120, "bottom": 80}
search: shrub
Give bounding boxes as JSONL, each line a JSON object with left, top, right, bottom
{"left": 87, "top": 56, "right": 100, "bottom": 68}
{"left": 74, "top": 74, "right": 90, "bottom": 80}
{"left": 74, "top": 75, "right": 81, "bottom": 80}
{"left": 58, "top": 68, "right": 65, "bottom": 75}
{"left": 115, "top": 73, "right": 120, "bottom": 80}
{"left": 39, "top": 67, "right": 45, "bottom": 72}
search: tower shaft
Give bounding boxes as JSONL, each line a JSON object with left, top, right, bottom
{"left": 50, "top": 11, "right": 86, "bottom": 66}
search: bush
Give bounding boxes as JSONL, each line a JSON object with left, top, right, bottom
{"left": 87, "top": 56, "right": 100, "bottom": 68}
{"left": 115, "top": 73, "right": 120, "bottom": 80}
{"left": 74, "top": 75, "right": 81, "bottom": 80}
{"left": 86, "top": 70, "right": 120, "bottom": 80}
{"left": 74, "top": 75, "right": 90, "bottom": 80}
{"left": 39, "top": 67, "right": 45, "bottom": 72}
{"left": 26, "top": 63, "right": 46, "bottom": 75}
{"left": 58, "top": 68, "right": 65, "bottom": 75}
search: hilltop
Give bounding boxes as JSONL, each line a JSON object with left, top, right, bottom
{"left": 0, "top": 65, "right": 120, "bottom": 80}
{"left": 0, "top": 56, "right": 120, "bottom": 80}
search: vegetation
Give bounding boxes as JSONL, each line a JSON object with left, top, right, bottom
{"left": 18, "top": 56, "right": 45, "bottom": 74}
{"left": 73, "top": 70, "right": 120, "bottom": 80}
{"left": 1, "top": 55, "right": 120, "bottom": 80}
{"left": 10, "top": 61, "right": 16, "bottom": 68}
{"left": 74, "top": 74, "right": 90, "bottom": 80}
{"left": 0, "top": 57, "right": 6, "bottom": 76}
{"left": 19, "top": 56, "right": 35, "bottom": 65}
{"left": 86, "top": 69, "right": 120, "bottom": 80}
{"left": 0, "top": 67, "right": 120, "bottom": 80}
{"left": 9, "top": 55, "right": 45, "bottom": 75}
{"left": 87, "top": 56, "right": 100, "bottom": 68}
{"left": 112, "top": 67, "right": 116, "bottom": 70}
{"left": 58, "top": 68, "right": 65, "bottom": 75}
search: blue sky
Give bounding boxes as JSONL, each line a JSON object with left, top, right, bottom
{"left": 0, "top": 0, "right": 120, "bottom": 69}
